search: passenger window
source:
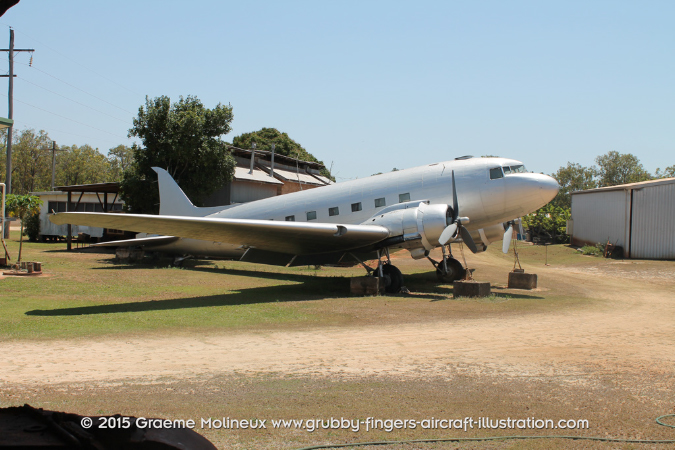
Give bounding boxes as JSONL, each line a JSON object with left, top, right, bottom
{"left": 375, "top": 197, "right": 386, "bottom": 207}
{"left": 399, "top": 193, "right": 410, "bottom": 202}
{"left": 285, "top": 215, "right": 295, "bottom": 221}
{"left": 489, "top": 167, "right": 504, "bottom": 180}
{"left": 351, "top": 202, "right": 362, "bottom": 212}
{"left": 306, "top": 211, "right": 317, "bottom": 221}
{"left": 329, "top": 207, "right": 339, "bottom": 216}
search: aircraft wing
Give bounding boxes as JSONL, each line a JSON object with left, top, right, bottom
{"left": 90, "top": 235, "right": 180, "bottom": 248}
{"left": 49, "top": 212, "right": 391, "bottom": 255}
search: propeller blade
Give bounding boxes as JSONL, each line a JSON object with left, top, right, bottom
{"left": 439, "top": 223, "right": 458, "bottom": 245}
{"left": 451, "top": 170, "right": 458, "bottom": 222}
{"left": 502, "top": 224, "right": 514, "bottom": 254}
{"left": 459, "top": 226, "right": 479, "bottom": 253}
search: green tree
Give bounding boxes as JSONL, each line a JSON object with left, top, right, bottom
{"left": 5, "top": 194, "right": 42, "bottom": 264}
{"left": 595, "top": 151, "right": 652, "bottom": 187}
{"left": 11, "top": 128, "right": 52, "bottom": 194}
{"left": 550, "top": 162, "right": 598, "bottom": 209}
{"left": 654, "top": 165, "right": 675, "bottom": 179}
{"left": 522, "top": 204, "right": 570, "bottom": 244}
{"left": 107, "top": 145, "right": 134, "bottom": 182}
{"left": 123, "top": 95, "right": 236, "bottom": 214}
{"left": 56, "top": 144, "right": 110, "bottom": 186}
{"left": 232, "top": 127, "right": 334, "bottom": 181}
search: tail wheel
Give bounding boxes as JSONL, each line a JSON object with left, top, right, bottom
{"left": 374, "top": 263, "right": 403, "bottom": 294}
{"left": 436, "top": 257, "right": 465, "bottom": 282}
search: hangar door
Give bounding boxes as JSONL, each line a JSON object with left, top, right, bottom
{"left": 630, "top": 185, "right": 675, "bottom": 259}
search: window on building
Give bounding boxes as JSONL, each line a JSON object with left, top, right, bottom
{"left": 489, "top": 167, "right": 504, "bottom": 180}
{"left": 306, "top": 211, "right": 317, "bottom": 221}
{"left": 375, "top": 197, "right": 386, "bottom": 207}
{"left": 285, "top": 215, "right": 295, "bottom": 221}
{"left": 328, "top": 207, "right": 339, "bottom": 216}
{"left": 351, "top": 202, "right": 362, "bottom": 212}
{"left": 399, "top": 193, "right": 410, "bottom": 202}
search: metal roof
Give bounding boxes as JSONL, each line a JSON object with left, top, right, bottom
{"left": 0, "top": 117, "right": 13, "bottom": 129}
{"left": 232, "top": 166, "right": 284, "bottom": 185}
{"left": 54, "top": 182, "right": 121, "bottom": 193}
{"left": 267, "top": 167, "right": 326, "bottom": 185}
{"left": 571, "top": 177, "right": 675, "bottom": 195}
{"left": 228, "top": 146, "right": 326, "bottom": 170}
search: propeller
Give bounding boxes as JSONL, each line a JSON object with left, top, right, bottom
{"left": 438, "top": 171, "right": 479, "bottom": 253}
{"left": 502, "top": 222, "right": 514, "bottom": 254}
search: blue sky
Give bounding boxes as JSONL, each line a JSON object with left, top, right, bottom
{"left": 1, "top": 0, "right": 673, "bottom": 180}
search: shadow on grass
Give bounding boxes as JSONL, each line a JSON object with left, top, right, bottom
{"left": 25, "top": 277, "right": 349, "bottom": 316}
{"left": 93, "top": 260, "right": 331, "bottom": 284}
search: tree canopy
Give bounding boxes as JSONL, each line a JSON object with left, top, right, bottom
{"left": 232, "top": 128, "right": 333, "bottom": 180}
{"left": 550, "top": 162, "right": 598, "bottom": 209}
{"left": 121, "top": 95, "right": 236, "bottom": 214}
{"left": 595, "top": 151, "right": 652, "bottom": 187}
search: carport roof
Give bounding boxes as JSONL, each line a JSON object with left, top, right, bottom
{"left": 55, "top": 182, "right": 120, "bottom": 194}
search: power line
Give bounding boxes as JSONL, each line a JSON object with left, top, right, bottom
{"left": 6, "top": 24, "right": 143, "bottom": 97}
{"left": 15, "top": 60, "right": 136, "bottom": 115}
{"left": 18, "top": 76, "right": 131, "bottom": 124}
{"left": 0, "top": 93, "right": 129, "bottom": 140}
{"left": 15, "top": 122, "right": 131, "bottom": 147}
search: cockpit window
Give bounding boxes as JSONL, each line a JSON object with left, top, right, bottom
{"left": 489, "top": 167, "right": 504, "bottom": 180}
{"left": 501, "top": 164, "right": 527, "bottom": 175}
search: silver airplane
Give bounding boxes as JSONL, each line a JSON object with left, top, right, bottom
{"left": 50, "top": 156, "right": 559, "bottom": 292}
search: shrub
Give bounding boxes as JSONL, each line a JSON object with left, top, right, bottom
{"left": 581, "top": 243, "right": 604, "bottom": 256}
{"left": 24, "top": 210, "right": 41, "bottom": 242}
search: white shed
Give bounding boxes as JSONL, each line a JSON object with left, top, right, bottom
{"left": 569, "top": 178, "right": 675, "bottom": 259}
{"left": 32, "top": 190, "right": 124, "bottom": 241}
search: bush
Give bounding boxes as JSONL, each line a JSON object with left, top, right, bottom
{"left": 522, "top": 204, "right": 570, "bottom": 244}
{"left": 23, "top": 210, "right": 41, "bottom": 242}
{"left": 580, "top": 243, "right": 604, "bottom": 256}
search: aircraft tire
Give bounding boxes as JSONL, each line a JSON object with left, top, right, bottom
{"left": 374, "top": 263, "right": 403, "bottom": 294}
{"left": 436, "top": 257, "right": 466, "bottom": 282}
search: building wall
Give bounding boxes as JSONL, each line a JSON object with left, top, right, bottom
{"left": 571, "top": 179, "right": 675, "bottom": 259}
{"left": 230, "top": 181, "right": 278, "bottom": 204}
{"left": 630, "top": 183, "right": 675, "bottom": 259}
{"left": 280, "top": 181, "right": 322, "bottom": 195}
{"left": 571, "top": 189, "right": 629, "bottom": 248}
{"left": 36, "top": 192, "right": 123, "bottom": 238}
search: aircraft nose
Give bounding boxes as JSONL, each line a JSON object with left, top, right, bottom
{"left": 536, "top": 174, "right": 559, "bottom": 204}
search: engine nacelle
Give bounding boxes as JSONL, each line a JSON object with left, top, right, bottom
{"left": 367, "top": 202, "right": 451, "bottom": 250}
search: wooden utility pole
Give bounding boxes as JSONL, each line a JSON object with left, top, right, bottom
{"left": 48, "top": 141, "right": 65, "bottom": 191}
{"left": 1, "top": 28, "right": 34, "bottom": 195}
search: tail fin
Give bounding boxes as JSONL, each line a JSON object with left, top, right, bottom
{"left": 152, "top": 167, "right": 231, "bottom": 217}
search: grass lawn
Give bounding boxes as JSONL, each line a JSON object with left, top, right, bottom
{"left": 0, "top": 230, "right": 609, "bottom": 341}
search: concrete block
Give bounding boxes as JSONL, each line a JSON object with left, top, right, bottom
{"left": 508, "top": 271, "right": 538, "bottom": 289}
{"left": 116, "top": 248, "right": 144, "bottom": 262}
{"left": 453, "top": 280, "right": 491, "bottom": 298}
{"left": 350, "top": 277, "right": 383, "bottom": 296}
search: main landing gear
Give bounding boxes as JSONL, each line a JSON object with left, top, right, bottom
{"left": 351, "top": 248, "right": 403, "bottom": 294}
{"left": 428, "top": 245, "right": 466, "bottom": 282}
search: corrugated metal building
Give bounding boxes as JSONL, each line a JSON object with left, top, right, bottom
{"left": 569, "top": 177, "right": 675, "bottom": 259}
{"left": 203, "top": 147, "right": 332, "bottom": 206}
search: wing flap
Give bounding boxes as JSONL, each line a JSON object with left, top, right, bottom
{"left": 49, "top": 212, "right": 390, "bottom": 255}
{"left": 90, "top": 235, "right": 179, "bottom": 248}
